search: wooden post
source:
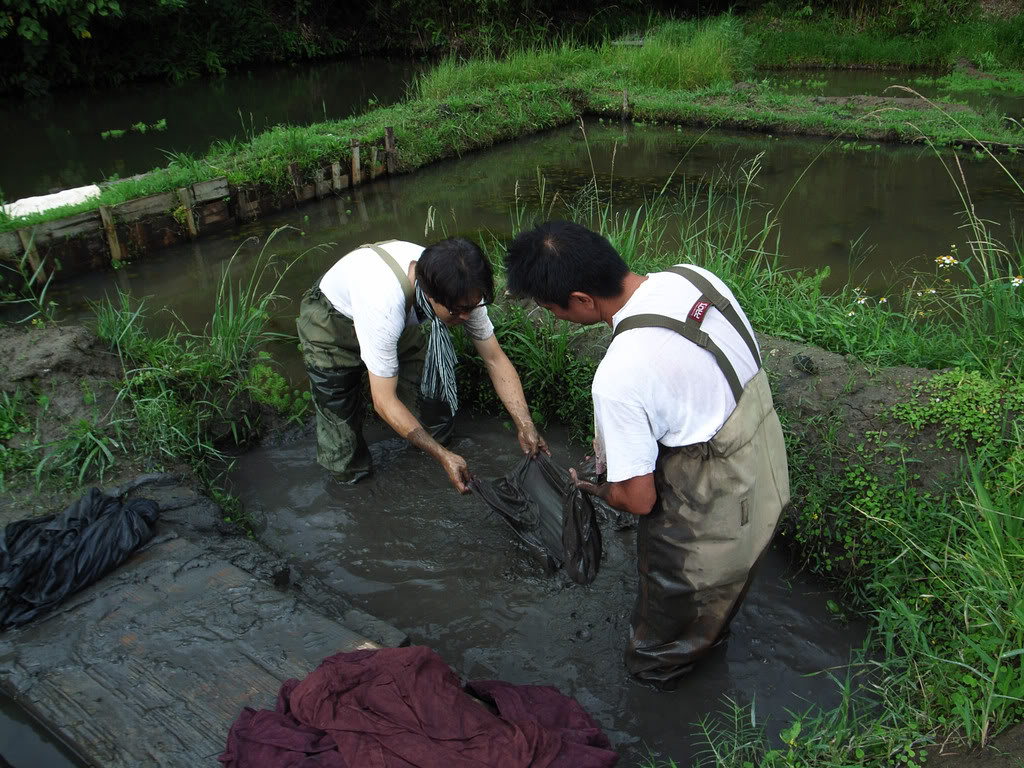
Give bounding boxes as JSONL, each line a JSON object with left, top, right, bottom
{"left": 370, "top": 147, "right": 378, "bottom": 181}
{"left": 176, "top": 187, "right": 199, "bottom": 238}
{"left": 16, "top": 229, "right": 47, "bottom": 285}
{"left": 98, "top": 205, "right": 123, "bottom": 265}
{"left": 350, "top": 139, "right": 361, "bottom": 186}
{"left": 330, "top": 162, "right": 343, "bottom": 194}
{"left": 288, "top": 162, "right": 304, "bottom": 202}
{"left": 621, "top": 89, "right": 629, "bottom": 120}
{"left": 384, "top": 127, "right": 397, "bottom": 175}
{"left": 314, "top": 168, "right": 325, "bottom": 201}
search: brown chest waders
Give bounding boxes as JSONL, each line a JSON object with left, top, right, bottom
{"left": 613, "top": 266, "right": 791, "bottom": 686}
{"left": 295, "top": 242, "right": 451, "bottom": 482}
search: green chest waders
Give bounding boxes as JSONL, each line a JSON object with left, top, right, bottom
{"left": 295, "top": 242, "right": 437, "bottom": 482}
{"left": 613, "top": 266, "right": 791, "bottom": 686}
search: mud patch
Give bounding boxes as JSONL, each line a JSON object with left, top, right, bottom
{"left": 811, "top": 94, "right": 972, "bottom": 113}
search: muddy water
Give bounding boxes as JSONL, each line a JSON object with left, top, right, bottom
{"left": 230, "top": 416, "right": 864, "bottom": 764}
{"left": 0, "top": 58, "right": 423, "bottom": 201}
{"left": 0, "top": 694, "right": 83, "bottom": 768}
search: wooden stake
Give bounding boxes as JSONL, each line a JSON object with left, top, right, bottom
{"left": 384, "top": 127, "right": 397, "bottom": 175}
{"left": 16, "top": 229, "right": 47, "bottom": 285}
{"left": 98, "top": 205, "right": 123, "bottom": 265}
{"left": 621, "top": 89, "right": 629, "bottom": 120}
{"left": 330, "top": 162, "right": 343, "bottom": 194}
{"left": 350, "top": 139, "right": 361, "bottom": 186}
{"left": 314, "top": 168, "right": 325, "bottom": 200}
{"left": 370, "top": 147, "right": 378, "bottom": 181}
{"left": 176, "top": 187, "right": 199, "bottom": 238}
{"left": 288, "top": 162, "right": 304, "bottom": 202}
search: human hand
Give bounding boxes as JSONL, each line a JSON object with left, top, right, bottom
{"left": 441, "top": 451, "right": 472, "bottom": 494}
{"left": 569, "top": 467, "right": 607, "bottom": 500}
{"left": 518, "top": 423, "right": 551, "bottom": 459}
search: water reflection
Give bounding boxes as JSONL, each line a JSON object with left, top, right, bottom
{"left": 0, "top": 58, "right": 424, "bottom": 200}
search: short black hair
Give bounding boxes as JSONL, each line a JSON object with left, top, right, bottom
{"left": 504, "top": 220, "right": 629, "bottom": 307}
{"left": 416, "top": 237, "right": 494, "bottom": 309}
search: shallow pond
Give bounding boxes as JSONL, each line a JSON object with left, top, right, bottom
{"left": 0, "top": 58, "right": 423, "bottom": 201}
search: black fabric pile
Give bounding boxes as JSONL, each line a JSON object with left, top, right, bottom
{"left": 471, "top": 454, "right": 602, "bottom": 585}
{"left": 0, "top": 487, "right": 160, "bottom": 630}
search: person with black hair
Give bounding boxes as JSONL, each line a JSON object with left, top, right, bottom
{"left": 504, "top": 220, "right": 790, "bottom": 688}
{"left": 297, "top": 237, "right": 548, "bottom": 493}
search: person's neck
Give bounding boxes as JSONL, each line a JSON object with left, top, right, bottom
{"left": 596, "top": 272, "right": 647, "bottom": 327}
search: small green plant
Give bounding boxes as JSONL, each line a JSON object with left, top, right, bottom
{"left": 245, "top": 360, "right": 311, "bottom": 423}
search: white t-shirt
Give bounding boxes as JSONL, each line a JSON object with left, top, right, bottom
{"left": 317, "top": 241, "right": 495, "bottom": 378}
{"left": 593, "top": 266, "right": 760, "bottom": 483}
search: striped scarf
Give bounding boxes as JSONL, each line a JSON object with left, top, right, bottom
{"left": 415, "top": 283, "right": 459, "bottom": 416}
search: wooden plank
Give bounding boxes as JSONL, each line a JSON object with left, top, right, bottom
{"left": 33, "top": 210, "right": 102, "bottom": 243}
{"left": 385, "top": 127, "right": 397, "bottom": 175}
{"left": 16, "top": 229, "right": 48, "bottom": 284}
{"left": 191, "top": 177, "right": 230, "bottom": 204}
{"left": 176, "top": 187, "right": 198, "bottom": 237}
{"left": 350, "top": 139, "right": 361, "bottom": 187}
{"left": 98, "top": 206, "right": 123, "bottom": 265}
{"left": 197, "top": 200, "right": 231, "bottom": 228}
{"left": 112, "top": 191, "right": 176, "bottom": 223}
{"left": 0, "top": 231, "right": 21, "bottom": 262}
{"left": 0, "top": 537, "right": 379, "bottom": 768}
{"left": 236, "top": 186, "right": 258, "bottom": 222}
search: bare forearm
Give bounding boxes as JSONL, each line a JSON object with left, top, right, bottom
{"left": 486, "top": 357, "right": 533, "bottom": 429}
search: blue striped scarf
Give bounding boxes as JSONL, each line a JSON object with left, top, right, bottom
{"left": 415, "top": 284, "right": 458, "bottom": 416}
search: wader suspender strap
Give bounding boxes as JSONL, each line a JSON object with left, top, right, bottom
{"left": 361, "top": 240, "right": 413, "bottom": 314}
{"left": 611, "top": 268, "right": 761, "bottom": 403}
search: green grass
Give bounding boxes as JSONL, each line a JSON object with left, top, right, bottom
{"left": 748, "top": 12, "right": 1024, "bottom": 71}
{"left": 5, "top": 14, "right": 1022, "bottom": 239}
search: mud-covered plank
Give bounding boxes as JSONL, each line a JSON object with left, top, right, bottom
{"left": 0, "top": 535, "right": 378, "bottom": 768}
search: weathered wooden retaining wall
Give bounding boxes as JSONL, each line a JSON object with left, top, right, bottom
{"left": 0, "top": 131, "right": 399, "bottom": 286}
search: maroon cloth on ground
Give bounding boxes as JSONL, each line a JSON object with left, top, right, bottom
{"left": 219, "top": 646, "right": 618, "bottom": 768}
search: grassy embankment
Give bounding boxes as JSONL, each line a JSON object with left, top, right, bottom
{"left": 3, "top": 13, "right": 1023, "bottom": 238}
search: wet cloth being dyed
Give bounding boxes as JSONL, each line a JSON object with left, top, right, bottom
{"left": 219, "top": 645, "right": 619, "bottom": 768}
{"left": 0, "top": 487, "right": 159, "bottom": 630}
{"left": 470, "top": 454, "right": 602, "bottom": 585}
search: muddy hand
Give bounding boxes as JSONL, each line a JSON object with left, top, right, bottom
{"left": 518, "top": 423, "right": 551, "bottom": 459}
{"left": 569, "top": 467, "right": 605, "bottom": 499}
{"left": 442, "top": 451, "right": 472, "bottom": 494}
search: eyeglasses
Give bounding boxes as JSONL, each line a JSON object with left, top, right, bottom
{"left": 446, "top": 298, "right": 490, "bottom": 316}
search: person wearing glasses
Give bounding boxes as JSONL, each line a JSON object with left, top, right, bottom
{"left": 297, "top": 237, "right": 548, "bottom": 493}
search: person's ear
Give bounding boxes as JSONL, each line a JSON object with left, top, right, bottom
{"left": 567, "top": 291, "right": 595, "bottom": 309}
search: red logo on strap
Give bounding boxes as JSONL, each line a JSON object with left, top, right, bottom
{"left": 689, "top": 299, "right": 711, "bottom": 324}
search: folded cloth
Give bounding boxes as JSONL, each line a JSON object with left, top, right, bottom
{"left": 220, "top": 645, "right": 618, "bottom": 768}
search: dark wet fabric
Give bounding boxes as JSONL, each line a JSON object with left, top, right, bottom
{"left": 470, "top": 454, "right": 602, "bottom": 585}
{"left": 0, "top": 487, "right": 159, "bottom": 630}
{"left": 219, "top": 645, "right": 618, "bottom": 768}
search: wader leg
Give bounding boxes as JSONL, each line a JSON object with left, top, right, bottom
{"left": 626, "top": 374, "right": 788, "bottom": 686}
{"left": 396, "top": 324, "right": 455, "bottom": 445}
{"left": 297, "top": 288, "right": 372, "bottom": 483}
